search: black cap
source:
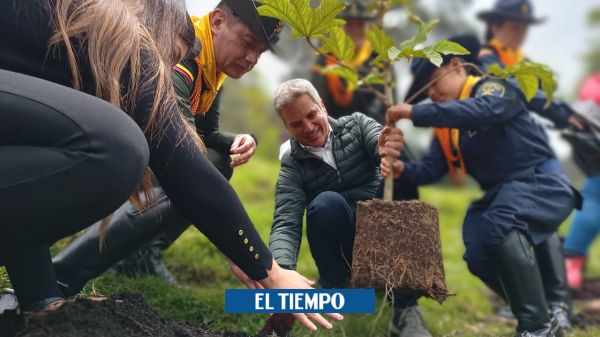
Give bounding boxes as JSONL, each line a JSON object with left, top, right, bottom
{"left": 477, "top": 0, "right": 545, "bottom": 24}
{"left": 223, "top": 0, "right": 284, "bottom": 50}
{"left": 405, "top": 35, "right": 482, "bottom": 104}
{"left": 338, "top": 1, "right": 375, "bottom": 20}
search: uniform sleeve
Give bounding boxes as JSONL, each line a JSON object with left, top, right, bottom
{"left": 197, "top": 89, "right": 238, "bottom": 152}
{"left": 171, "top": 60, "right": 197, "bottom": 129}
{"left": 478, "top": 48, "right": 501, "bottom": 70}
{"left": 132, "top": 57, "right": 272, "bottom": 281}
{"left": 354, "top": 113, "right": 383, "bottom": 167}
{"left": 506, "top": 77, "right": 573, "bottom": 129}
{"left": 411, "top": 80, "right": 524, "bottom": 131}
{"left": 397, "top": 137, "right": 448, "bottom": 186}
{"left": 269, "top": 155, "right": 306, "bottom": 271}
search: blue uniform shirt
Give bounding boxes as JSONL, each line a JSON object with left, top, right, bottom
{"left": 402, "top": 77, "right": 556, "bottom": 190}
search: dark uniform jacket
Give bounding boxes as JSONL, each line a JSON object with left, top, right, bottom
{"left": 478, "top": 45, "right": 574, "bottom": 129}
{"left": 400, "top": 77, "right": 556, "bottom": 190}
{"left": 171, "top": 58, "right": 238, "bottom": 152}
{"left": 270, "top": 113, "right": 382, "bottom": 270}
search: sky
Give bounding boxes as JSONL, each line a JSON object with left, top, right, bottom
{"left": 184, "top": 0, "right": 599, "bottom": 158}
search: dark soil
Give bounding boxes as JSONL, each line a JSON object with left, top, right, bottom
{"left": 570, "top": 277, "right": 600, "bottom": 301}
{"left": 0, "top": 293, "right": 275, "bottom": 337}
{"left": 351, "top": 200, "right": 452, "bottom": 303}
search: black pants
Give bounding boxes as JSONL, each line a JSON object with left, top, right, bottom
{"left": 0, "top": 70, "right": 149, "bottom": 310}
{"left": 306, "top": 191, "right": 420, "bottom": 308}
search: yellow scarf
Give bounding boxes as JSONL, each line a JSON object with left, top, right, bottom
{"left": 189, "top": 14, "right": 228, "bottom": 115}
{"left": 433, "top": 75, "right": 481, "bottom": 185}
{"left": 325, "top": 41, "right": 374, "bottom": 107}
{"left": 487, "top": 38, "right": 526, "bottom": 67}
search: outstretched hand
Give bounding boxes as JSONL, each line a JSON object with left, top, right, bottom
{"left": 380, "top": 157, "right": 405, "bottom": 179}
{"left": 386, "top": 103, "right": 413, "bottom": 126}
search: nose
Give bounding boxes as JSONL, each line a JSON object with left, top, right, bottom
{"left": 246, "top": 50, "right": 260, "bottom": 67}
{"left": 427, "top": 86, "right": 436, "bottom": 99}
{"left": 302, "top": 120, "right": 314, "bottom": 133}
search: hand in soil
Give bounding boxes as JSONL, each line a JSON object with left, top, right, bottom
{"left": 259, "top": 260, "right": 343, "bottom": 331}
{"left": 380, "top": 157, "right": 404, "bottom": 179}
{"left": 227, "top": 258, "right": 264, "bottom": 289}
{"left": 378, "top": 126, "right": 404, "bottom": 159}
{"left": 41, "top": 297, "right": 114, "bottom": 312}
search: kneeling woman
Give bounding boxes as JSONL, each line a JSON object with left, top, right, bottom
{"left": 383, "top": 36, "right": 581, "bottom": 337}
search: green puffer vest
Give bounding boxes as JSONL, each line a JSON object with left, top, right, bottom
{"left": 269, "top": 113, "right": 383, "bottom": 270}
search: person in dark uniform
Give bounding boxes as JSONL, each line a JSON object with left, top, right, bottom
{"left": 477, "top": 0, "right": 583, "bottom": 132}
{"left": 0, "top": 0, "right": 345, "bottom": 329}
{"left": 308, "top": 0, "right": 420, "bottom": 202}
{"left": 382, "top": 35, "right": 581, "bottom": 337}
{"left": 51, "top": 0, "right": 287, "bottom": 290}
{"left": 476, "top": 0, "right": 582, "bottom": 328}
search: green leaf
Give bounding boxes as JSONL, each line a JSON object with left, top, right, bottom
{"left": 311, "top": 0, "right": 346, "bottom": 35}
{"left": 255, "top": 0, "right": 346, "bottom": 39}
{"left": 399, "top": 19, "right": 439, "bottom": 49}
{"left": 487, "top": 64, "right": 506, "bottom": 77}
{"left": 359, "top": 73, "right": 386, "bottom": 86}
{"left": 321, "top": 65, "right": 359, "bottom": 91}
{"left": 514, "top": 74, "right": 539, "bottom": 102}
{"left": 489, "top": 60, "right": 557, "bottom": 107}
{"left": 424, "top": 51, "right": 443, "bottom": 67}
{"left": 366, "top": 26, "right": 395, "bottom": 55}
{"left": 318, "top": 26, "right": 355, "bottom": 61}
{"left": 423, "top": 41, "right": 469, "bottom": 56}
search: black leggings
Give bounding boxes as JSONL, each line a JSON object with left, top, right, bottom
{"left": 0, "top": 70, "right": 149, "bottom": 310}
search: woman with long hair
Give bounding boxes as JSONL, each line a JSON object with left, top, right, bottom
{"left": 0, "top": 0, "right": 342, "bottom": 331}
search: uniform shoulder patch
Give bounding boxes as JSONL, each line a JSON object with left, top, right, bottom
{"left": 478, "top": 48, "right": 493, "bottom": 57}
{"left": 476, "top": 81, "right": 506, "bottom": 98}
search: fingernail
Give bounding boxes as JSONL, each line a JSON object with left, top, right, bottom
{"left": 327, "top": 323, "right": 332, "bottom": 329}
{"left": 339, "top": 314, "right": 344, "bottom": 320}
{"left": 311, "top": 324, "right": 317, "bottom": 331}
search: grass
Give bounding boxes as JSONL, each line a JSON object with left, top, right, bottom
{"left": 1, "top": 157, "right": 599, "bottom": 336}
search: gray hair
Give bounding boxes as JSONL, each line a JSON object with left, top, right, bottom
{"left": 272, "top": 79, "right": 322, "bottom": 118}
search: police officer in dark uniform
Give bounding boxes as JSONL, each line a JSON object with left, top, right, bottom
{"left": 477, "top": 0, "right": 583, "bottom": 132}
{"left": 309, "top": 0, "right": 419, "bottom": 203}
{"left": 382, "top": 35, "right": 581, "bottom": 337}
{"left": 51, "top": 0, "right": 287, "bottom": 296}
{"left": 476, "top": 0, "right": 582, "bottom": 329}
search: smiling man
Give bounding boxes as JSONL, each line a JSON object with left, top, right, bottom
{"left": 267, "top": 79, "right": 432, "bottom": 337}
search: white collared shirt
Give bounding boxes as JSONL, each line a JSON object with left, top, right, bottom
{"left": 299, "top": 124, "right": 337, "bottom": 170}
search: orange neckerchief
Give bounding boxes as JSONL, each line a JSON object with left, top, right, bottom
{"left": 325, "top": 41, "right": 373, "bottom": 107}
{"left": 188, "top": 14, "right": 227, "bottom": 115}
{"left": 486, "top": 38, "right": 526, "bottom": 67}
{"left": 433, "top": 75, "right": 481, "bottom": 186}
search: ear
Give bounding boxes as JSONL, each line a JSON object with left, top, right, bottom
{"left": 210, "top": 9, "right": 226, "bottom": 34}
{"left": 491, "top": 24, "right": 500, "bottom": 35}
{"left": 450, "top": 57, "right": 464, "bottom": 74}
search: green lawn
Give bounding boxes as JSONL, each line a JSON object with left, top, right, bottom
{"left": 1, "top": 157, "right": 599, "bottom": 337}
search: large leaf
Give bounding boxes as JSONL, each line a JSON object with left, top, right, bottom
{"left": 423, "top": 41, "right": 469, "bottom": 56}
{"left": 488, "top": 60, "right": 557, "bottom": 107}
{"left": 358, "top": 73, "right": 386, "bottom": 86}
{"left": 255, "top": 0, "right": 345, "bottom": 38}
{"left": 318, "top": 26, "right": 354, "bottom": 61}
{"left": 399, "top": 19, "right": 439, "bottom": 49}
{"left": 311, "top": 0, "right": 346, "bottom": 35}
{"left": 321, "top": 65, "right": 359, "bottom": 91}
{"left": 366, "top": 26, "right": 395, "bottom": 55}
{"left": 515, "top": 74, "right": 539, "bottom": 102}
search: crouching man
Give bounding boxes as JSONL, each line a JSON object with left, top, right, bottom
{"left": 267, "top": 79, "right": 431, "bottom": 337}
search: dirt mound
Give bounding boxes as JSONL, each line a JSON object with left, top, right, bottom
{"left": 0, "top": 293, "right": 273, "bottom": 337}
{"left": 352, "top": 200, "right": 452, "bottom": 303}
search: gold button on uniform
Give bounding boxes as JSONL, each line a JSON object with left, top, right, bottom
{"left": 249, "top": 246, "right": 254, "bottom": 252}
{"left": 255, "top": 254, "right": 259, "bottom": 259}
{"left": 244, "top": 238, "right": 248, "bottom": 244}
{"left": 238, "top": 230, "right": 243, "bottom": 236}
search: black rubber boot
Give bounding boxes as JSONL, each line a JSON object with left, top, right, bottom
{"left": 534, "top": 233, "right": 574, "bottom": 333}
{"left": 491, "top": 231, "right": 561, "bottom": 337}
{"left": 52, "top": 187, "right": 189, "bottom": 297}
{"left": 111, "top": 225, "right": 188, "bottom": 285}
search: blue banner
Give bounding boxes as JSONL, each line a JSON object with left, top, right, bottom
{"left": 225, "top": 289, "right": 375, "bottom": 313}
